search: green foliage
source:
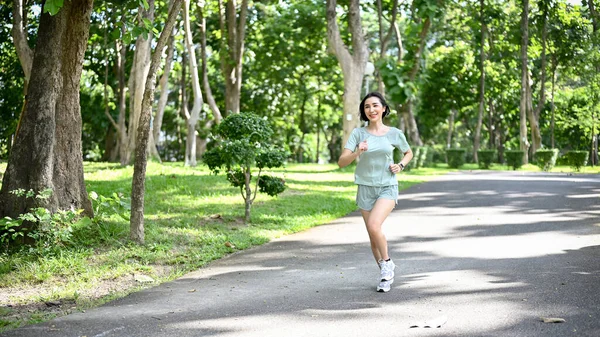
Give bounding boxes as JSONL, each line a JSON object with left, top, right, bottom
{"left": 89, "top": 191, "right": 131, "bottom": 223}
{"left": 43, "top": 0, "right": 64, "bottom": 16}
{"left": 446, "top": 148, "right": 467, "bottom": 168}
{"left": 505, "top": 150, "right": 525, "bottom": 170}
{"left": 216, "top": 113, "right": 273, "bottom": 143}
{"left": 258, "top": 175, "right": 286, "bottom": 197}
{"left": 562, "top": 150, "right": 589, "bottom": 172}
{"left": 477, "top": 150, "right": 497, "bottom": 169}
{"left": 534, "top": 149, "right": 559, "bottom": 171}
{"left": 226, "top": 169, "right": 247, "bottom": 188}
{"left": 0, "top": 189, "right": 88, "bottom": 255}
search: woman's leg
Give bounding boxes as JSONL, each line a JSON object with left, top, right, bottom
{"left": 360, "top": 198, "right": 396, "bottom": 265}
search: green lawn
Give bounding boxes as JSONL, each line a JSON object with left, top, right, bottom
{"left": 0, "top": 160, "right": 598, "bottom": 331}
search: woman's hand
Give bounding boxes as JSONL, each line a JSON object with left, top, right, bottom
{"left": 357, "top": 139, "right": 368, "bottom": 154}
{"left": 389, "top": 163, "right": 403, "bottom": 174}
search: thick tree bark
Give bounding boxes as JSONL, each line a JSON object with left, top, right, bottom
{"left": 326, "top": 0, "right": 368, "bottom": 150}
{"left": 218, "top": 0, "right": 248, "bottom": 115}
{"left": 519, "top": 0, "right": 530, "bottom": 164}
{"left": 1, "top": 0, "right": 94, "bottom": 220}
{"left": 130, "top": 0, "right": 183, "bottom": 244}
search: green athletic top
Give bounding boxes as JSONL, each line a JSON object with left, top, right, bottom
{"left": 344, "top": 127, "right": 411, "bottom": 186}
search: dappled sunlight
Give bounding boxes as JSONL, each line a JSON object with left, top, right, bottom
{"left": 402, "top": 269, "right": 528, "bottom": 294}
{"left": 401, "top": 232, "right": 600, "bottom": 259}
{"left": 566, "top": 193, "right": 600, "bottom": 199}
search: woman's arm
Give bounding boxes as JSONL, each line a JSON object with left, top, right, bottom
{"left": 399, "top": 148, "right": 413, "bottom": 167}
{"left": 338, "top": 148, "right": 359, "bottom": 168}
{"left": 389, "top": 148, "right": 414, "bottom": 173}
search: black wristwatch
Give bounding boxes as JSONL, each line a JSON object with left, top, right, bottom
{"left": 399, "top": 163, "right": 405, "bottom": 171}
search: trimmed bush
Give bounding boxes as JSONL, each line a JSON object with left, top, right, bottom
{"left": 477, "top": 149, "right": 496, "bottom": 169}
{"left": 505, "top": 150, "right": 525, "bottom": 170}
{"left": 446, "top": 148, "right": 467, "bottom": 168}
{"left": 562, "top": 150, "right": 589, "bottom": 171}
{"left": 534, "top": 149, "right": 559, "bottom": 171}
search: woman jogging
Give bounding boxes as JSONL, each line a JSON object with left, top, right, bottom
{"left": 337, "top": 91, "right": 413, "bottom": 293}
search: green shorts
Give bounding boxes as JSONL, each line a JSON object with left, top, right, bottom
{"left": 356, "top": 184, "right": 398, "bottom": 211}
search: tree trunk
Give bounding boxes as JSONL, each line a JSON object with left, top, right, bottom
{"left": 529, "top": 1, "right": 548, "bottom": 156}
{"left": 127, "top": 1, "right": 155, "bottom": 165}
{"left": 1, "top": 0, "right": 94, "bottom": 221}
{"left": 130, "top": 0, "right": 183, "bottom": 244}
{"left": 398, "top": 16, "right": 431, "bottom": 146}
{"left": 183, "top": 0, "right": 203, "bottom": 167}
{"left": 375, "top": 0, "right": 399, "bottom": 96}
{"left": 519, "top": 0, "right": 530, "bottom": 164}
{"left": 199, "top": 1, "right": 222, "bottom": 123}
{"left": 474, "top": 0, "right": 486, "bottom": 162}
{"left": 218, "top": 0, "right": 248, "bottom": 115}
{"left": 11, "top": 0, "right": 33, "bottom": 93}
{"left": 447, "top": 108, "right": 456, "bottom": 148}
{"left": 326, "top": 0, "right": 368, "bottom": 150}
{"left": 153, "top": 27, "right": 176, "bottom": 146}
{"left": 550, "top": 57, "right": 556, "bottom": 149}
{"left": 116, "top": 24, "right": 129, "bottom": 166}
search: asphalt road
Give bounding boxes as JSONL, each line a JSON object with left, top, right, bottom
{"left": 3, "top": 171, "right": 600, "bottom": 337}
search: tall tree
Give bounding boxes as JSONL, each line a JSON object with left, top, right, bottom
{"left": 1, "top": 0, "right": 94, "bottom": 221}
{"left": 130, "top": 0, "right": 183, "bottom": 244}
{"left": 326, "top": 0, "right": 369, "bottom": 150}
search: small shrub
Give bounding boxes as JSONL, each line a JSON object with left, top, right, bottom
{"left": 534, "top": 149, "right": 559, "bottom": 171}
{"left": 477, "top": 150, "right": 496, "bottom": 169}
{"left": 204, "top": 112, "right": 288, "bottom": 222}
{"left": 505, "top": 150, "right": 525, "bottom": 170}
{"left": 446, "top": 148, "right": 467, "bottom": 168}
{"left": 562, "top": 150, "right": 589, "bottom": 172}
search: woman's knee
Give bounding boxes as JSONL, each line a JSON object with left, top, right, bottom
{"left": 365, "top": 222, "right": 382, "bottom": 234}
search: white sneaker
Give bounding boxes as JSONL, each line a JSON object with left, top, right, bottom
{"left": 380, "top": 259, "right": 395, "bottom": 281}
{"left": 377, "top": 278, "right": 393, "bottom": 292}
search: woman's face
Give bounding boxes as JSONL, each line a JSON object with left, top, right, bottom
{"left": 363, "top": 97, "right": 385, "bottom": 123}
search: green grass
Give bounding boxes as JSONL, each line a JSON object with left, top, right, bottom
{"left": 0, "top": 160, "right": 598, "bottom": 331}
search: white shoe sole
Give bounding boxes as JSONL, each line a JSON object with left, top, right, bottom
{"left": 377, "top": 278, "right": 394, "bottom": 292}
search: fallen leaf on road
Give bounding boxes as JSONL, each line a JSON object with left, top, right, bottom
{"left": 188, "top": 289, "right": 196, "bottom": 293}
{"left": 540, "top": 317, "right": 566, "bottom": 323}
{"left": 409, "top": 315, "right": 448, "bottom": 328}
